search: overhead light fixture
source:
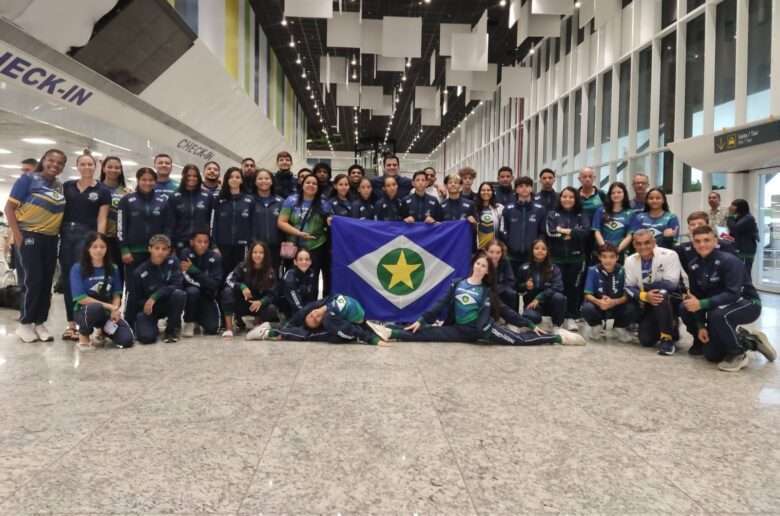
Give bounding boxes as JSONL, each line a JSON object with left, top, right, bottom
{"left": 574, "top": 1, "right": 581, "bottom": 7}
{"left": 289, "top": 36, "right": 296, "bottom": 48}
{"left": 22, "top": 137, "right": 56, "bottom": 145}
{"left": 92, "top": 137, "right": 131, "bottom": 152}
{"left": 406, "top": 58, "right": 411, "bottom": 68}
{"left": 352, "top": 70, "right": 358, "bottom": 80}
{"left": 123, "top": 160, "right": 138, "bottom": 166}
{"left": 296, "top": 55, "right": 302, "bottom": 65}
{"left": 402, "top": 74, "right": 407, "bottom": 81}
{"left": 281, "top": 17, "right": 288, "bottom": 26}
{"left": 306, "top": 83, "right": 311, "bottom": 90}
{"left": 0, "top": 148, "right": 10, "bottom": 154}
{"left": 529, "top": 48, "right": 535, "bottom": 55}
{"left": 499, "top": 0, "right": 506, "bottom": 6}
{"left": 351, "top": 55, "right": 357, "bottom": 65}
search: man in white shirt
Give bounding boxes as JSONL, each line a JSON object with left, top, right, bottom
{"left": 624, "top": 229, "right": 683, "bottom": 356}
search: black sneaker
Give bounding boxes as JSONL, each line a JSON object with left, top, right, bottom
{"left": 164, "top": 332, "right": 179, "bottom": 343}
{"left": 688, "top": 340, "right": 704, "bottom": 356}
{"left": 658, "top": 340, "right": 676, "bottom": 356}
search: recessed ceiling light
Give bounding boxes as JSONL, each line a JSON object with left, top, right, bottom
{"left": 123, "top": 160, "right": 138, "bottom": 166}
{"left": 22, "top": 137, "right": 56, "bottom": 145}
{"left": 0, "top": 148, "right": 11, "bottom": 154}
{"left": 10, "top": 174, "right": 20, "bottom": 178}
{"left": 0, "top": 165, "right": 18, "bottom": 169}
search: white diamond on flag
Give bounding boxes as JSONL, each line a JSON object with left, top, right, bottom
{"left": 348, "top": 235, "right": 454, "bottom": 309}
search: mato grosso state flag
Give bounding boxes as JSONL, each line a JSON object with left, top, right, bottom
{"left": 331, "top": 217, "right": 472, "bottom": 322}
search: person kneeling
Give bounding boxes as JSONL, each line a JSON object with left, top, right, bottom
{"left": 180, "top": 229, "right": 223, "bottom": 337}
{"left": 380, "top": 252, "right": 583, "bottom": 346}
{"left": 273, "top": 294, "right": 390, "bottom": 346}
{"left": 126, "top": 234, "right": 186, "bottom": 344}
{"left": 680, "top": 225, "right": 776, "bottom": 372}
{"left": 516, "top": 240, "right": 567, "bottom": 332}
{"left": 624, "top": 229, "right": 682, "bottom": 355}
{"left": 70, "top": 232, "right": 133, "bottom": 351}
{"left": 581, "top": 243, "right": 637, "bottom": 342}
{"left": 221, "top": 241, "right": 279, "bottom": 340}
{"left": 277, "top": 248, "right": 318, "bottom": 321}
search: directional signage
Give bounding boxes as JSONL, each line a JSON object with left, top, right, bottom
{"left": 714, "top": 120, "right": 780, "bottom": 153}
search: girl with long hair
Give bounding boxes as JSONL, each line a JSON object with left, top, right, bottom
{"left": 99, "top": 156, "right": 131, "bottom": 270}
{"left": 170, "top": 164, "right": 214, "bottom": 251}
{"left": 213, "top": 167, "right": 254, "bottom": 279}
{"left": 516, "top": 240, "right": 567, "bottom": 331}
{"left": 631, "top": 187, "right": 679, "bottom": 249}
{"left": 475, "top": 182, "right": 504, "bottom": 250}
{"left": 251, "top": 168, "right": 284, "bottom": 274}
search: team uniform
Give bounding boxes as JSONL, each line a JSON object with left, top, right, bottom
{"left": 400, "top": 192, "right": 442, "bottom": 222}
{"left": 494, "top": 185, "right": 515, "bottom": 208}
{"left": 69, "top": 263, "right": 133, "bottom": 347}
{"left": 331, "top": 196, "right": 353, "bottom": 217}
{"left": 440, "top": 196, "right": 475, "bottom": 222}
{"left": 579, "top": 188, "right": 606, "bottom": 263}
{"left": 59, "top": 180, "right": 111, "bottom": 325}
{"left": 117, "top": 190, "right": 173, "bottom": 277}
{"left": 103, "top": 183, "right": 131, "bottom": 274}
{"left": 580, "top": 264, "right": 638, "bottom": 329}
{"left": 277, "top": 266, "right": 318, "bottom": 319}
{"left": 125, "top": 255, "right": 186, "bottom": 343}
{"left": 276, "top": 294, "right": 382, "bottom": 344}
{"left": 371, "top": 175, "right": 412, "bottom": 199}
{"left": 154, "top": 178, "right": 179, "bottom": 202}
{"left": 273, "top": 170, "right": 296, "bottom": 199}
{"left": 534, "top": 189, "right": 558, "bottom": 213}
{"left": 499, "top": 199, "right": 546, "bottom": 276}
{"left": 546, "top": 207, "right": 590, "bottom": 320}
{"left": 221, "top": 263, "right": 279, "bottom": 324}
{"left": 680, "top": 249, "right": 764, "bottom": 362}
{"left": 170, "top": 189, "right": 214, "bottom": 251}
{"left": 631, "top": 211, "right": 680, "bottom": 249}
{"left": 8, "top": 173, "right": 65, "bottom": 326}
{"left": 475, "top": 205, "right": 503, "bottom": 250}
{"left": 516, "top": 263, "right": 566, "bottom": 327}
{"left": 591, "top": 206, "right": 635, "bottom": 253}
{"left": 391, "top": 279, "right": 559, "bottom": 346}
{"left": 374, "top": 196, "right": 402, "bottom": 221}
{"left": 495, "top": 257, "right": 518, "bottom": 311}
{"left": 251, "top": 193, "right": 284, "bottom": 273}
{"left": 212, "top": 192, "right": 254, "bottom": 280}
{"left": 180, "top": 247, "right": 223, "bottom": 335}
{"left": 676, "top": 238, "right": 736, "bottom": 275}
{"left": 351, "top": 198, "right": 376, "bottom": 220}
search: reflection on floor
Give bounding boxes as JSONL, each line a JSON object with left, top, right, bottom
{"left": 1, "top": 294, "right": 779, "bottom": 514}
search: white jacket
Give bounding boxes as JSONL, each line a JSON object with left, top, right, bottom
{"left": 624, "top": 246, "right": 682, "bottom": 297}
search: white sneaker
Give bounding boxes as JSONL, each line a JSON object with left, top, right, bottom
{"left": 583, "top": 325, "right": 603, "bottom": 341}
{"left": 16, "top": 323, "right": 38, "bottom": 343}
{"left": 613, "top": 327, "right": 636, "bottom": 343}
{"left": 34, "top": 324, "right": 53, "bottom": 342}
{"left": 246, "top": 322, "right": 271, "bottom": 341}
{"left": 555, "top": 328, "right": 586, "bottom": 346}
{"left": 91, "top": 331, "right": 107, "bottom": 347}
{"left": 718, "top": 352, "right": 749, "bottom": 372}
{"left": 563, "top": 318, "right": 579, "bottom": 332}
{"left": 222, "top": 330, "right": 234, "bottom": 340}
{"left": 366, "top": 321, "right": 392, "bottom": 341}
{"left": 77, "top": 340, "right": 95, "bottom": 352}
{"left": 181, "top": 322, "right": 195, "bottom": 338}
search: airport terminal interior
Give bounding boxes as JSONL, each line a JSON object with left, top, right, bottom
{"left": 1, "top": 0, "right": 780, "bottom": 513}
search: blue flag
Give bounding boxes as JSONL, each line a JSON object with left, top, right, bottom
{"left": 331, "top": 217, "right": 472, "bottom": 322}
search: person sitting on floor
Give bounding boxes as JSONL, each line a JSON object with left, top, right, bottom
{"left": 179, "top": 229, "right": 223, "bottom": 337}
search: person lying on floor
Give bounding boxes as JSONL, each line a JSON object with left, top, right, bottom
{"left": 374, "top": 251, "right": 585, "bottom": 346}
{"left": 268, "top": 294, "right": 391, "bottom": 346}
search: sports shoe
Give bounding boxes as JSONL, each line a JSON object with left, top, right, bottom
{"left": 718, "top": 352, "right": 749, "bottom": 372}
{"left": 222, "top": 329, "right": 234, "bottom": 340}
{"left": 181, "top": 322, "right": 195, "bottom": 338}
{"left": 91, "top": 331, "right": 107, "bottom": 348}
{"left": 658, "top": 340, "right": 676, "bottom": 356}
{"left": 739, "top": 327, "right": 776, "bottom": 362}
{"left": 563, "top": 318, "right": 579, "bottom": 331}
{"left": 163, "top": 332, "right": 179, "bottom": 343}
{"left": 613, "top": 327, "right": 635, "bottom": 344}
{"left": 246, "top": 322, "right": 271, "bottom": 341}
{"left": 366, "top": 321, "right": 392, "bottom": 341}
{"left": 555, "top": 328, "right": 586, "bottom": 346}
{"left": 16, "top": 323, "right": 38, "bottom": 343}
{"left": 688, "top": 340, "right": 704, "bottom": 356}
{"left": 34, "top": 324, "right": 53, "bottom": 342}
{"left": 583, "top": 325, "right": 602, "bottom": 341}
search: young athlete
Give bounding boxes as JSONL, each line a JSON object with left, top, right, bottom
{"left": 125, "top": 234, "right": 186, "bottom": 344}
{"left": 277, "top": 248, "right": 318, "bottom": 319}
{"left": 213, "top": 167, "right": 254, "bottom": 279}
{"left": 70, "top": 232, "right": 133, "bottom": 351}
{"left": 180, "top": 230, "right": 223, "bottom": 337}
{"left": 170, "top": 165, "right": 214, "bottom": 251}
{"left": 221, "top": 241, "right": 279, "bottom": 339}
{"left": 516, "top": 240, "right": 567, "bottom": 332}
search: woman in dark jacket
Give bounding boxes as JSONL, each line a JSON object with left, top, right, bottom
{"left": 546, "top": 186, "right": 590, "bottom": 330}
{"left": 516, "top": 239, "right": 566, "bottom": 331}
{"left": 726, "top": 198, "right": 759, "bottom": 272}
{"left": 278, "top": 248, "right": 317, "bottom": 319}
{"left": 170, "top": 164, "right": 214, "bottom": 251}
{"left": 213, "top": 167, "right": 254, "bottom": 280}
{"left": 251, "top": 168, "right": 284, "bottom": 274}
{"left": 485, "top": 240, "right": 518, "bottom": 311}
{"left": 374, "top": 176, "right": 402, "bottom": 221}
{"left": 351, "top": 178, "right": 376, "bottom": 220}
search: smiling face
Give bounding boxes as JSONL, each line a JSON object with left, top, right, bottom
{"left": 149, "top": 242, "right": 170, "bottom": 265}
{"left": 632, "top": 174, "right": 648, "bottom": 197}
{"left": 102, "top": 158, "right": 122, "bottom": 183}
{"left": 358, "top": 178, "right": 372, "bottom": 200}
{"left": 610, "top": 185, "right": 624, "bottom": 206}
{"left": 302, "top": 175, "right": 318, "bottom": 198}
{"left": 154, "top": 155, "right": 172, "bottom": 178}
{"left": 277, "top": 155, "right": 292, "bottom": 171}
{"left": 348, "top": 167, "right": 364, "bottom": 186}
{"left": 190, "top": 233, "right": 210, "bottom": 255}
{"left": 383, "top": 177, "right": 398, "bottom": 199}
{"left": 304, "top": 306, "right": 326, "bottom": 329}
{"left": 479, "top": 183, "right": 494, "bottom": 202}
{"left": 498, "top": 170, "right": 513, "bottom": 187}
{"left": 137, "top": 171, "right": 156, "bottom": 193}
{"left": 471, "top": 256, "right": 489, "bottom": 281}
{"left": 579, "top": 168, "right": 595, "bottom": 189}
{"left": 559, "top": 189, "right": 575, "bottom": 210}
{"left": 250, "top": 244, "right": 265, "bottom": 269}
{"left": 692, "top": 231, "right": 716, "bottom": 257}
{"left": 76, "top": 155, "right": 96, "bottom": 180}
{"left": 633, "top": 231, "right": 655, "bottom": 259}
{"left": 88, "top": 237, "right": 107, "bottom": 264}
{"left": 532, "top": 241, "right": 548, "bottom": 262}
{"left": 255, "top": 170, "right": 273, "bottom": 194}
{"left": 294, "top": 249, "right": 312, "bottom": 272}
{"left": 204, "top": 162, "right": 220, "bottom": 182}
{"left": 446, "top": 175, "right": 462, "bottom": 196}
{"left": 335, "top": 176, "right": 350, "bottom": 198}
{"left": 183, "top": 169, "right": 199, "bottom": 190}
{"left": 40, "top": 151, "right": 66, "bottom": 179}
{"left": 486, "top": 243, "right": 503, "bottom": 266}
{"left": 227, "top": 170, "right": 243, "bottom": 191}
{"left": 384, "top": 158, "right": 399, "bottom": 176}
{"left": 540, "top": 171, "right": 555, "bottom": 190}
{"left": 646, "top": 190, "right": 664, "bottom": 211}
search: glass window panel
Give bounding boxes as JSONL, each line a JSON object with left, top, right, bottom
{"left": 542, "top": 110, "right": 548, "bottom": 164}
{"left": 659, "top": 32, "right": 676, "bottom": 146}
{"left": 599, "top": 165, "right": 610, "bottom": 190}
{"left": 618, "top": 59, "right": 631, "bottom": 157}
{"left": 562, "top": 96, "right": 569, "bottom": 158}
{"left": 714, "top": 0, "right": 737, "bottom": 130}
{"left": 747, "top": 0, "right": 772, "bottom": 122}
{"left": 574, "top": 90, "right": 583, "bottom": 167}
{"left": 565, "top": 17, "right": 573, "bottom": 55}
{"left": 687, "top": 0, "right": 704, "bottom": 12}
{"left": 601, "top": 71, "right": 612, "bottom": 164}
{"left": 662, "top": 0, "right": 677, "bottom": 28}
{"left": 656, "top": 151, "right": 674, "bottom": 194}
{"left": 551, "top": 103, "right": 558, "bottom": 160}
{"left": 684, "top": 15, "right": 705, "bottom": 139}
{"left": 586, "top": 79, "right": 596, "bottom": 165}
{"left": 636, "top": 47, "right": 652, "bottom": 153}
{"left": 712, "top": 172, "right": 727, "bottom": 190}
{"left": 683, "top": 164, "right": 703, "bottom": 192}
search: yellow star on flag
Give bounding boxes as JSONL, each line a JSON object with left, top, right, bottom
{"left": 382, "top": 250, "right": 421, "bottom": 289}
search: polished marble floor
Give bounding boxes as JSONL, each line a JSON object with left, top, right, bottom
{"left": 1, "top": 294, "right": 779, "bottom": 515}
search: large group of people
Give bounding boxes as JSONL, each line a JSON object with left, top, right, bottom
{"left": 3, "top": 148, "right": 775, "bottom": 373}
